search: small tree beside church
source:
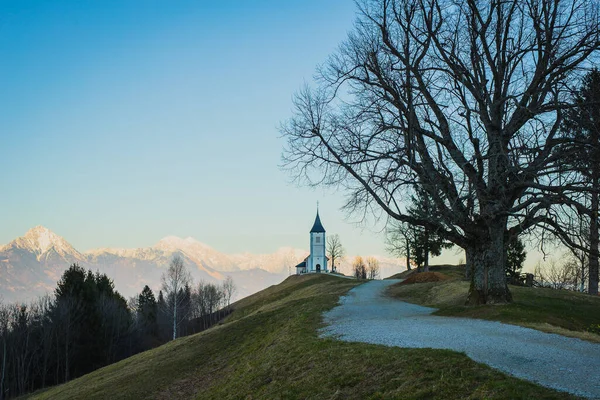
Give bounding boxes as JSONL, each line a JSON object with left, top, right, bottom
{"left": 327, "top": 234, "right": 345, "bottom": 272}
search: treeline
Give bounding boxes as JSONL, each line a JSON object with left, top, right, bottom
{"left": 351, "top": 256, "right": 380, "bottom": 280}
{"left": 0, "top": 260, "right": 236, "bottom": 399}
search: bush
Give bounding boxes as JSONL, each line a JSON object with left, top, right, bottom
{"left": 587, "top": 323, "right": 600, "bottom": 335}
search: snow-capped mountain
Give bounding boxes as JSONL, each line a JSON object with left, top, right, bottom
{"left": 152, "top": 236, "right": 239, "bottom": 274}
{"left": 230, "top": 247, "right": 310, "bottom": 274}
{"left": 0, "top": 226, "right": 87, "bottom": 300}
{"left": 0, "top": 227, "right": 405, "bottom": 304}
{"left": 0, "top": 227, "right": 285, "bottom": 303}
{"left": 1, "top": 225, "right": 84, "bottom": 261}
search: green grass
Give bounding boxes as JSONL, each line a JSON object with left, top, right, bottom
{"left": 25, "top": 274, "right": 580, "bottom": 399}
{"left": 387, "top": 267, "right": 600, "bottom": 343}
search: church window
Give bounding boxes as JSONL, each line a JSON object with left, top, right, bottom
{"left": 316, "top": 236, "right": 320, "bottom": 243}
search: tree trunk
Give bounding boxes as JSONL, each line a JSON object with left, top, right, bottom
{"left": 466, "top": 222, "right": 512, "bottom": 304}
{"left": 65, "top": 315, "right": 70, "bottom": 383}
{"left": 465, "top": 246, "right": 473, "bottom": 280}
{"left": 65, "top": 337, "right": 69, "bottom": 382}
{"left": 406, "top": 242, "right": 411, "bottom": 271}
{"left": 581, "top": 256, "right": 586, "bottom": 293}
{"left": 589, "top": 188, "right": 599, "bottom": 295}
{"left": 172, "top": 300, "right": 177, "bottom": 341}
{"left": 423, "top": 228, "right": 430, "bottom": 272}
{"left": 0, "top": 338, "right": 5, "bottom": 400}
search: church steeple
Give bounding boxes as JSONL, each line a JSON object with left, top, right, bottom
{"left": 310, "top": 210, "right": 326, "bottom": 233}
{"left": 308, "top": 207, "right": 327, "bottom": 273}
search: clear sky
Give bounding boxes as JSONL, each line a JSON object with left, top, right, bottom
{"left": 0, "top": 0, "right": 465, "bottom": 264}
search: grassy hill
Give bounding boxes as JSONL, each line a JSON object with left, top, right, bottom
{"left": 385, "top": 264, "right": 466, "bottom": 280}
{"left": 387, "top": 266, "right": 600, "bottom": 343}
{"left": 26, "top": 274, "right": 578, "bottom": 399}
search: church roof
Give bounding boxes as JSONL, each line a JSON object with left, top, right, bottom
{"left": 310, "top": 211, "right": 326, "bottom": 233}
{"left": 295, "top": 261, "right": 306, "bottom": 269}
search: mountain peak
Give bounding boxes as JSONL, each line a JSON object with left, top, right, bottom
{"left": 23, "top": 226, "right": 63, "bottom": 253}
{"left": 11, "top": 226, "right": 79, "bottom": 257}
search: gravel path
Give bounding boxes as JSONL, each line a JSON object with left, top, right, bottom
{"left": 321, "top": 279, "right": 600, "bottom": 399}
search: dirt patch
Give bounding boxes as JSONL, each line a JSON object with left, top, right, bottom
{"left": 400, "top": 272, "right": 451, "bottom": 285}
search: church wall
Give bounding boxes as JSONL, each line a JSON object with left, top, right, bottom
{"left": 309, "top": 232, "right": 327, "bottom": 272}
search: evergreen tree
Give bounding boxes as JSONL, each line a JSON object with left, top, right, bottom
{"left": 53, "top": 264, "right": 131, "bottom": 379}
{"left": 506, "top": 237, "right": 527, "bottom": 284}
{"left": 410, "top": 187, "right": 453, "bottom": 271}
{"left": 137, "top": 285, "right": 157, "bottom": 335}
{"left": 156, "top": 290, "right": 170, "bottom": 341}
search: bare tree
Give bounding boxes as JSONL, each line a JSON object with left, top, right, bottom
{"left": 534, "top": 259, "right": 579, "bottom": 290}
{"left": 564, "top": 253, "right": 589, "bottom": 292}
{"left": 366, "top": 257, "right": 380, "bottom": 279}
{"left": 54, "top": 294, "right": 83, "bottom": 382}
{"left": 558, "top": 211, "right": 592, "bottom": 292}
{"left": 192, "top": 282, "right": 208, "bottom": 329}
{"left": 192, "top": 281, "right": 226, "bottom": 329}
{"left": 281, "top": 0, "right": 600, "bottom": 304}
{"left": 386, "top": 221, "right": 416, "bottom": 271}
{"left": 352, "top": 256, "right": 367, "bottom": 279}
{"left": 32, "top": 295, "right": 53, "bottom": 390}
{"left": 326, "top": 234, "right": 345, "bottom": 272}
{"left": 222, "top": 276, "right": 236, "bottom": 311}
{"left": 161, "top": 255, "right": 192, "bottom": 340}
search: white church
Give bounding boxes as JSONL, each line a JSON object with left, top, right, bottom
{"left": 295, "top": 210, "right": 329, "bottom": 274}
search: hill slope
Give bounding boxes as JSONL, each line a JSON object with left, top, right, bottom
{"left": 26, "top": 275, "right": 576, "bottom": 399}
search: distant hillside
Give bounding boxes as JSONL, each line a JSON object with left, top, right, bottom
{"left": 26, "top": 274, "right": 576, "bottom": 400}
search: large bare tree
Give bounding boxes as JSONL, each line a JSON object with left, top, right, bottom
{"left": 282, "top": 0, "right": 600, "bottom": 303}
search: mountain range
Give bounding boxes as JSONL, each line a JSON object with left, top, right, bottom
{"left": 0, "top": 226, "right": 404, "bottom": 303}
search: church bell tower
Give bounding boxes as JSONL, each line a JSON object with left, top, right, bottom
{"left": 309, "top": 209, "right": 327, "bottom": 272}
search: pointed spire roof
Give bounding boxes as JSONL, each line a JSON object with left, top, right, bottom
{"left": 310, "top": 210, "right": 326, "bottom": 233}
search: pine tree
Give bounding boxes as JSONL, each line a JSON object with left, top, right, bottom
{"left": 402, "top": 186, "right": 453, "bottom": 271}
{"left": 137, "top": 286, "right": 157, "bottom": 336}
{"left": 506, "top": 237, "right": 527, "bottom": 284}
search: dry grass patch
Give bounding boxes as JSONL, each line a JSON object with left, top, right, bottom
{"left": 387, "top": 279, "right": 469, "bottom": 307}
{"left": 400, "top": 271, "right": 452, "bottom": 285}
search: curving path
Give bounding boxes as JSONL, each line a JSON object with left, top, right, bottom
{"left": 321, "top": 279, "right": 600, "bottom": 399}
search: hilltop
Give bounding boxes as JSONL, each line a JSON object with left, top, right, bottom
{"left": 26, "top": 274, "right": 577, "bottom": 399}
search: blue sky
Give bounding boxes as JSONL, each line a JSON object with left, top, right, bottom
{"left": 0, "top": 0, "right": 464, "bottom": 264}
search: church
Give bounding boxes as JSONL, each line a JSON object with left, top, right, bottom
{"left": 295, "top": 210, "right": 328, "bottom": 274}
